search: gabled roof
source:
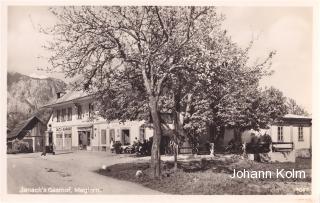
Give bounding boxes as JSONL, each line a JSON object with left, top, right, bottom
{"left": 43, "top": 90, "right": 90, "bottom": 108}
{"left": 7, "top": 115, "right": 45, "bottom": 140}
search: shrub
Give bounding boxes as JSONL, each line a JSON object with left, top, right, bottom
{"left": 259, "top": 134, "right": 272, "bottom": 144}
{"left": 12, "top": 139, "right": 33, "bottom": 153}
{"left": 7, "top": 148, "right": 18, "bottom": 154}
{"left": 246, "top": 134, "right": 271, "bottom": 154}
{"left": 113, "top": 141, "right": 122, "bottom": 154}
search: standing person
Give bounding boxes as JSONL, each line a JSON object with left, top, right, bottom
{"left": 142, "top": 139, "right": 147, "bottom": 155}
{"left": 110, "top": 138, "right": 114, "bottom": 153}
{"left": 133, "top": 137, "right": 138, "bottom": 145}
{"left": 147, "top": 138, "right": 153, "bottom": 156}
{"left": 133, "top": 137, "right": 139, "bottom": 154}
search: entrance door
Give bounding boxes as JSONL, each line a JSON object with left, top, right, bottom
{"left": 55, "top": 134, "right": 63, "bottom": 150}
{"left": 78, "top": 131, "right": 90, "bottom": 150}
{"left": 64, "top": 134, "right": 72, "bottom": 150}
{"left": 121, "top": 129, "right": 130, "bottom": 145}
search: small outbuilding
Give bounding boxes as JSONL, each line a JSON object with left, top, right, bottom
{"left": 7, "top": 115, "right": 47, "bottom": 153}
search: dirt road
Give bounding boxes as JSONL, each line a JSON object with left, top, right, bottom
{"left": 7, "top": 151, "right": 162, "bottom": 194}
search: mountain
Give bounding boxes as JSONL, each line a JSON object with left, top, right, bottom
{"left": 7, "top": 72, "right": 67, "bottom": 130}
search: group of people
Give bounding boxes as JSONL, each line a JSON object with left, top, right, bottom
{"left": 109, "top": 137, "right": 152, "bottom": 156}
{"left": 133, "top": 137, "right": 152, "bottom": 156}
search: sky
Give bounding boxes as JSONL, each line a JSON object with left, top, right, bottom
{"left": 7, "top": 6, "right": 313, "bottom": 113}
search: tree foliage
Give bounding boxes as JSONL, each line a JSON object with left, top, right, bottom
{"left": 286, "top": 98, "right": 309, "bottom": 116}
{"left": 46, "top": 6, "right": 225, "bottom": 178}
{"left": 45, "top": 6, "right": 288, "bottom": 177}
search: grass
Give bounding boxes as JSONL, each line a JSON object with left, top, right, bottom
{"left": 96, "top": 156, "right": 311, "bottom": 195}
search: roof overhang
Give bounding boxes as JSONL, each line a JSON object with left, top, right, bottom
{"left": 42, "top": 95, "right": 93, "bottom": 108}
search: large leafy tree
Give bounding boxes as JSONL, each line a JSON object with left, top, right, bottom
{"left": 167, "top": 32, "right": 281, "bottom": 145}
{"left": 46, "top": 6, "right": 287, "bottom": 177}
{"left": 156, "top": 29, "right": 281, "bottom": 166}
{"left": 46, "top": 6, "right": 223, "bottom": 178}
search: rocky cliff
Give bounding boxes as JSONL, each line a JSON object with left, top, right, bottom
{"left": 7, "top": 72, "right": 67, "bottom": 129}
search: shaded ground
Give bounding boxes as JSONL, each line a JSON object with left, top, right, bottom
{"left": 97, "top": 155, "right": 311, "bottom": 195}
{"left": 7, "top": 151, "right": 162, "bottom": 194}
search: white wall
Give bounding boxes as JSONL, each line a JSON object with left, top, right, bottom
{"left": 269, "top": 125, "right": 311, "bottom": 150}
{"left": 47, "top": 98, "right": 154, "bottom": 150}
{"left": 270, "top": 126, "right": 291, "bottom": 142}
{"left": 240, "top": 125, "right": 311, "bottom": 151}
{"left": 293, "top": 126, "right": 311, "bottom": 149}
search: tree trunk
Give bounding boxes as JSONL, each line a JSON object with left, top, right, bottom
{"left": 149, "top": 96, "right": 162, "bottom": 178}
{"left": 172, "top": 92, "right": 183, "bottom": 171}
{"left": 173, "top": 141, "right": 178, "bottom": 171}
{"left": 234, "top": 127, "right": 242, "bottom": 143}
{"left": 42, "top": 131, "right": 46, "bottom": 156}
{"left": 215, "top": 127, "right": 225, "bottom": 146}
{"left": 173, "top": 117, "right": 179, "bottom": 171}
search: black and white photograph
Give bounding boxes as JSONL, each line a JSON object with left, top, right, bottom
{"left": 1, "top": 0, "right": 318, "bottom": 200}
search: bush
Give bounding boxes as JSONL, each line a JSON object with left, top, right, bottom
{"left": 11, "top": 139, "right": 33, "bottom": 153}
{"left": 7, "top": 148, "right": 18, "bottom": 154}
{"left": 113, "top": 141, "right": 122, "bottom": 154}
{"left": 259, "top": 134, "right": 272, "bottom": 144}
{"left": 246, "top": 134, "right": 271, "bottom": 154}
{"left": 223, "top": 139, "right": 243, "bottom": 154}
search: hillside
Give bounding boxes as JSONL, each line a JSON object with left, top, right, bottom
{"left": 7, "top": 72, "right": 67, "bottom": 130}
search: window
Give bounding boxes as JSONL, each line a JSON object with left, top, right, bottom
{"left": 89, "top": 103, "right": 94, "bottom": 117}
{"left": 61, "top": 109, "right": 66, "bottom": 122}
{"left": 139, "top": 127, "right": 145, "bottom": 141}
{"left": 77, "top": 105, "right": 82, "bottom": 119}
{"left": 57, "top": 110, "right": 61, "bottom": 122}
{"left": 109, "top": 129, "right": 115, "bottom": 143}
{"left": 64, "top": 134, "right": 72, "bottom": 138}
{"left": 101, "top": 129, "right": 106, "bottom": 145}
{"left": 67, "top": 107, "right": 72, "bottom": 121}
{"left": 298, "top": 127, "right": 304, "bottom": 141}
{"left": 277, "top": 126, "right": 283, "bottom": 142}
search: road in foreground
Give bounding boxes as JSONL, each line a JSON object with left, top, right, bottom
{"left": 7, "top": 151, "right": 162, "bottom": 194}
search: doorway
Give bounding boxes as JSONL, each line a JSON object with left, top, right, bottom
{"left": 78, "top": 131, "right": 91, "bottom": 150}
{"left": 121, "top": 129, "right": 130, "bottom": 145}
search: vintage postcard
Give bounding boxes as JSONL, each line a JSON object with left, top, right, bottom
{"left": 1, "top": 0, "right": 319, "bottom": 202}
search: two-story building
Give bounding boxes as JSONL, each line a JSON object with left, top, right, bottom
{"left": 44, "top": 90, "right": 312, "bottom": 158}
{"left": 44, "top": 91, "right": 154, "bottom": 151}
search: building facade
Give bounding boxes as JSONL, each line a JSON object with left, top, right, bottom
{"left": 45, "top": 91, "right": 154, "bottom": 151}
{"left": 268, "top": 114, "right": 312, "bottom": 156}
{"left": 229, "top": 114, "right": 311, "bottom": 157}
{"left": 44, "top": 91, "right": 312, "bottom": 157}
